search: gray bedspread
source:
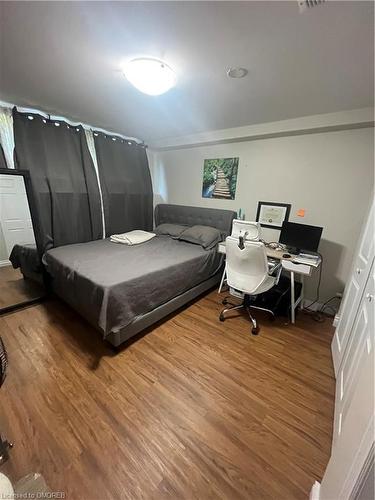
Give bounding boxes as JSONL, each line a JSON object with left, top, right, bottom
{"left": 44, "top": 236, "right": 222, "bottom": 337}
{"left": 9, "top": 243, "right": 41, "bottom": 274}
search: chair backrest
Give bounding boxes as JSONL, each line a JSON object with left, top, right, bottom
{"left": 225, "top": 236, "right": 269, "bottom": 294}
{"left": 231, "top": 219, "right": 261, "bottom": 241}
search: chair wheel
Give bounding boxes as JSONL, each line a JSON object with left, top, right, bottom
{"left": 251, "top": 327, "right": 259, "bottom": 335}
{"left": 219, "top": 313, "right": 225, "bottom": 322}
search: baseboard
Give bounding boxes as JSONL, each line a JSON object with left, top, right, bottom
{"left": 0, "top": 260, "right": 11, "bottom": 268}
{"left": 309, "top": 481, "right": 321, "bottom": 500}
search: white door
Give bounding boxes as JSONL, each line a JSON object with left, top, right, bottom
{"left": 333, "top": 261, "right": 374, "bottom": 445}
{"left": 332, "top": 200, "right": 374, "bottom": 374}
{"left": 320, "top": 262, "right": 374, "bottom": 500}
{"left": 0, "top": 174, "right": 36, "bottom": 257}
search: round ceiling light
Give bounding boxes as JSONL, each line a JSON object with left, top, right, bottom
{"left": 123, "top": 58, "right": 177, "bottom": 96}
{"left": 227, "top": 67, "right": 248, "bottom": 79}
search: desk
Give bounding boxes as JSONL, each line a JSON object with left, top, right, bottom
{"left": 217, "top": 242, "right": 321, "bottom": 324}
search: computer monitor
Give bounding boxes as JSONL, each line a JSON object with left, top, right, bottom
{"left": 279, "top": 221, "right": 323, "bottom": 254}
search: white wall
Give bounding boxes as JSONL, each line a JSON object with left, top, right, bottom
{"left": 149, "top": 127, "right": 374, "bottom": 304}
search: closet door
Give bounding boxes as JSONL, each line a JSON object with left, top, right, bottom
{"left": 0, "top": 173, "right": 36, "bottom": 256}
{"left": 321, "top": 263, "right": 374, "bottom": 500}
{"left": 332, "top": 201, "right": 374, "bottom": 374}
{"left": 333, "top": 261, "right": 374, "bottom": 446}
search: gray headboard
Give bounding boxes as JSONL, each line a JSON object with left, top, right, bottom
{"left": 154, "top": 204, "right": 237, "bottom": 236}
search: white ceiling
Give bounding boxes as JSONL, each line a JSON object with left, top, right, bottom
{"left": 0, "top": 1, "right": 373, "bottom": 144}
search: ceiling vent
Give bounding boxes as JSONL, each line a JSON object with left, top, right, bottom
{"left": 298, "top": 0, "right": 326, "bottom": 13}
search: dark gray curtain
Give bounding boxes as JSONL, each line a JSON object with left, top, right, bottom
{"left": 94, "top": 133, "right": 153, "bottom": 236}
{"left": 0, "top": 144, "right": 7, "bottom": 169}
{"left": 13, "top": 109, "right": 103, "bottom": 252}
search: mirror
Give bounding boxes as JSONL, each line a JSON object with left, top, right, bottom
{"left": 0, "top": 170, "right": 45, "bottom": 312}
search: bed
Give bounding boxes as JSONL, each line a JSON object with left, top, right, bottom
{"left": 44, "top": 204, "right": 236, "bottom": 346}
{"left": 9, "top": 243, "right": 43, "bottom": 284}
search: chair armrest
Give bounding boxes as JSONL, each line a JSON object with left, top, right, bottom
{"left": 268, "top": 261, "right": 282, "bottom": 284}
{"left": 268, "top": 260, "right": 280, "bottom": 273}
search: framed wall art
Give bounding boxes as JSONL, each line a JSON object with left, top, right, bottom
{"left": 256, "top": 201, "right": 291, "bottom": 229}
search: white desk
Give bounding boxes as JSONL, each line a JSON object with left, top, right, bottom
{"left": 217, "top": 241, "right": 321, "bottom": 324}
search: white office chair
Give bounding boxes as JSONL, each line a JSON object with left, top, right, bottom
{"left": 219, "top": 236, "right": 282, "bottom": 335}
{"left": 231, "top": 219, "right": 261, "bottom": 241}
{"left": 218, "top": 219, "right": 261, "bottom": 293}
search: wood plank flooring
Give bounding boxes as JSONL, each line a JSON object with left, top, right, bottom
{"left": 0, "top": 290, "right": 335, "bottom": 499}
{"left": 0, "top": 265, "right": 44, "bottom": 310}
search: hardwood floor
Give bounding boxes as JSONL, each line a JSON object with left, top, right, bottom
{"left": 0, "top": 265, "right": 44, "bottom": 310}
{"left": 0, "top": 290, "right": 335, "bottom": 499}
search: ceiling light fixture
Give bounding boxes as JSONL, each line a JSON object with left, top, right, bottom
{"left": 227, "top": 67, "right": 248, "bottom": 79}
{"left": 123, "top": 58, "right": 177, "bottom": 96}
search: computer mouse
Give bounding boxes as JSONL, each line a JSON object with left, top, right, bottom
{"left": 282, "top": 253, "right": 291, "bottom": 258}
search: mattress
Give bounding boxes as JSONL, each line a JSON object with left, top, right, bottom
{"left": 44, "top": 236, "right": 222, "bottom": 337}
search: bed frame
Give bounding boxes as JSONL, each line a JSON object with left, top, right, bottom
{"left": 106, "top": 204, "right": 236, "bottom": 347}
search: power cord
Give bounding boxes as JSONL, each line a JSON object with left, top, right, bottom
{"left": 319, "top": 296, "right": 341, "bottom": 313}
{"left": 314, "top": 296, "right": 342, "bottom": 321}
{"left": 303, "top": 254, "right": 343, "bottom": 322}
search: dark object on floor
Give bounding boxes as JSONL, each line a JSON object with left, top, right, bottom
{"left": 251, "top": 275, "right": 302, "bottom": 319}
{"left": 220, "top": 275, "right": 300, "bottom": 332}
{"left": 282, "top": 253, "right": 291, "bottom": 258}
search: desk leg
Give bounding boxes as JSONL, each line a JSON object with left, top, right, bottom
{"left": 218, "top": 267, "right": 226, "bottom": 294}
{"left": 290, "top": 270, "right": 295, "bottom": 324}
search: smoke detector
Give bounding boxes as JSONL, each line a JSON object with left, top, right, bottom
{"left": 227, "top": 67, "right": 248, "bottom": 79}
{"left": 298, "top": 0, "right": 326, "bottom": 13}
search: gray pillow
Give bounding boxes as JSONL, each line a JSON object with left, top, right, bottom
{"left": 178, "top": 225, "right": 222, "bottom": 250}
{"left": 155, "top": 223, "right": 187, "bottom": 238}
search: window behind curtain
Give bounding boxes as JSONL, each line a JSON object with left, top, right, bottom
{"left": 94, "top": 133, "right": 153, "bottom": 236}
{"left": 13, "top": 109, "right": 103, "bottom": 252}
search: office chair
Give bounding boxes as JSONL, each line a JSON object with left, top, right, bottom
{"left": 218, "top": 220, "right": 261, "bottom": 293}
{"left": 231, "top": 219, "right": 261, "bottom": 241}
{"left": 219, "top": 236, "right": 282, "bottom": 335}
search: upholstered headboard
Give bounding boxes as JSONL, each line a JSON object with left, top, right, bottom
{"left": 154, "top": 204, "right": 236, "bottom": 236}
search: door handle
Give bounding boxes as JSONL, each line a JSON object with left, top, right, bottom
{"left": 366, "top": 293, "right": 373, "bottom": 302}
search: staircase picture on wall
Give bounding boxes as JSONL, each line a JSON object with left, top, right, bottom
{"left": 202, "top": 157, "right": 239, "bottom": 200}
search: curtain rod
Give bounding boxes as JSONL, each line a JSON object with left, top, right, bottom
{"left": 0, "top": 99, "right": 146, "bottom": 146}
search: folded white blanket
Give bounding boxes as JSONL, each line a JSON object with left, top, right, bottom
{"left": 110, "top": 230, "right": 156, "bottom": 245}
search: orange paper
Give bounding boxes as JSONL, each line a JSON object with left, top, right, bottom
{"left": 297, "top": 209, "right": 306, "bottom": 217}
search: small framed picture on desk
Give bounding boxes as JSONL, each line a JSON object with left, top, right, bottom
{"left": 256, "top": 201, "right": 291, "bottom": 229}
